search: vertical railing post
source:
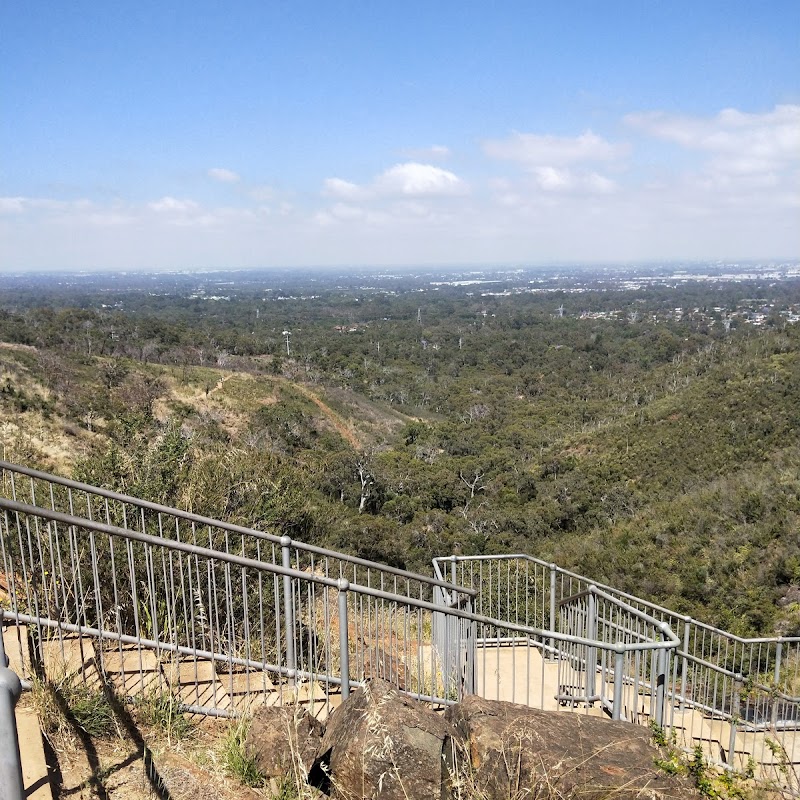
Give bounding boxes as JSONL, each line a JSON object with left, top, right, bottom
{"left": 450, "top": 555, "right": 458, "bottom": 696}
{"left": 467, "top": 603, "right": 477, "bottom": 697}
{"left": 655, "top": 622, "right": 670, "bottom": 728}
{"left": 771, "top": 641, "right": 783, "bottom": 729}
{"left": 0, "top": 631, "right": 25, "bottom": 800}
{"left": 548, "top": 564, "right": 557, "bottom": 659}
{"left": 586, "top": 587, "right": 597, "bottom": 702}
{"left": 337, "top": 579, "right": 350, "bottom": 700}
{"left": 729, "top": 674, "right": 742, "bottom": 767}
{"left": 280, "top": 536, "right": 296, "bottom": 688}
{"left": 612, "top": 644, "right": 625, "bottom": 721}
{"left": 680, "top": 617, "right": 691, "bottom": 715}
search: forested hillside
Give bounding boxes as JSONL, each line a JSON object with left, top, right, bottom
{"left": 1, "top": 271, "right": 798, "bottom": 637}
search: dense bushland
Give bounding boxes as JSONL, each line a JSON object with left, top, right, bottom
{"left": 1, "top": 276, "right": 798, "bottom": 636}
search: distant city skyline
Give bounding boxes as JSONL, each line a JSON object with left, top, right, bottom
{"left": 2, "top": 1, "right": 799, "bottom": 272}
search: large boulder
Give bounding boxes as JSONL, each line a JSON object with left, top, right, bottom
{"left": 309, "top": 678, "right": 450, "bottom": 800}
{"left": 244, "top": 705, "right": 324, "bottom": 779}
{"left": 444, "top": 695, "right": 697, "bottom": 799}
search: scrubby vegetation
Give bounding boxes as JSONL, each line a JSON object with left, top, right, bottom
{"left": 2, "top": 270, "right": 799, "bottom": 637}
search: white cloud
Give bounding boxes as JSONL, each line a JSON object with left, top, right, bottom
{"left": 534, "top": 167, "right": 572, "bottom": 191}
{"left": 208, "top": 167, "right": 241, "bottom": 183}
{"left": 393, "top": 200, "right": 431, "bottom": 217}
{"left": 374, "top": 162, "right": 467, "bottom": 196}
{"left": 323, "top": 177, "right": 364, "bottom": 200}
{"left": 625, "top": 104, "right": 800, "bottom": 176}
{"left": 84, "top": 212, "right": 136, "bottom": 227}
{"left": 319, "top": 162, "right": 468, "bottom": 217}
{"left": 499, "top": 166, "right": 616, "bottom": 195}
{"left": 621, "top": 104, "right": 800, "bottom": 225}
{"left": 484, "top": 130, "right": 626, "bottom": 167}
{"left": 146, "top": 196, "right": 231, "bottom": 227}
{"left": 0, "top": 197, "right": 27, "bottom": 213}
{"left": 3, "top": 106, "right": 798, "bottom": 272}
{"left": 314, "top": 203, "right": 389, "bottom": 227}
{"left": 483, "top": 130, "right": 623, "bottom": 198}
{"left": 585, "top": 172, "right": 617, "bottom": 194}
{"left": 147, "top": 196, "right": 199, "bottom": 213}
{"left": 0, "top": 196, "right": 79, "bottom": 214}
{"left": 248, "top": 185, "right": 276, "bottom": 203}
{"left": 328, "top": 203, "right": 365, "bottom": 221}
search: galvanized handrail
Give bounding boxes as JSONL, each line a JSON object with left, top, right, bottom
{"left": 559, "top": 586, "right": 681, "bottom": 642}
{"left": 1, "top": 494, "right": 678, "bottom": 726}
{"left": 1, "top": 460, "right": 474, "bottom": 598}
{"left": 434, "top": 552, "right": 800, "bottom": 648}
{"left": 0, "top": 498, "right": 675, "bottom": 657}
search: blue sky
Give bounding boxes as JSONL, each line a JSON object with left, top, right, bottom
{"left": 2, "top": 1, "right": 799, "bottom": 271}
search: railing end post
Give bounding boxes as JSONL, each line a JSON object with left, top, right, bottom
{"left": 337, "top": 579, "right": 350, "bottom": 700}
{"left": 281, "top": 536, "right": 296, "bottom": 686}
{"left": 548, "top": 565, "right": 557, "bottom": 659}
{"left": 0, "top": 667, "right": 22, "bottom": 705}
{"left": 0, "top": 665, "right": 25, "bottom": 800}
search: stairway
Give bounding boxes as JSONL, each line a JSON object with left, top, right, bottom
{"left": 2, "top": 624, "right": 344, "bottom": 800}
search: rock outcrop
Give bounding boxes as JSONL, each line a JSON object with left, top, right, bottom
{"left": 262, "top": 683, "right": 699, "bottom": 799}
{"left": 309, "top": 678, "right": 450, "bottom": 800}
{"left": 444, "top": 694, "right": 695, "bottom": 799}
{"left": 244, "top": 705, "right": 324, "bottom": 779}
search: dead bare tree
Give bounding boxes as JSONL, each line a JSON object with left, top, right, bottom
{"left": 356, "top": 458, "right": 374, "bottom": 514}
{"left": 459, "top": 469, "right": 485, "bottom": 517}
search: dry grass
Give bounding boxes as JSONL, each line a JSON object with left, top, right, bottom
{"left": 30, "top": 673, "right": 119, "bottom": 748}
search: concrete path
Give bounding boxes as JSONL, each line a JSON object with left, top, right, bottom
{"left": 2, "top": 626, "right": 53, "bottom": 800}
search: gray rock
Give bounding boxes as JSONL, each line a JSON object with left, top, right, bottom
{"left": 244, "top": 705, "right": 324, "bottom": 780}
{"left": 310, "top": 678, "right": 450, "bottom": 800}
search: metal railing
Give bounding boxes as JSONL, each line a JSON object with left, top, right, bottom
{"left": 1, "top": 491, "right": 673, "bottom": 717}
{"left": 1, "top": 461, "right": 675, "bottom": 714}
{"left": 1, "top": 461, "right": 796, "bottom": 795}
{"left": 0, "top": 459, "right": 474, "bottom": 608}
{"left": 0, "top": 495, "right": 473, "bottom": 712}
{"left": 432, "top": 555, "right": 677, "bottom": 719}
{"left": 0, "top": 459, "right": 477, "bottom": 707}
{"left": 435, "top": 554, "right": 800, "bottom": 788}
